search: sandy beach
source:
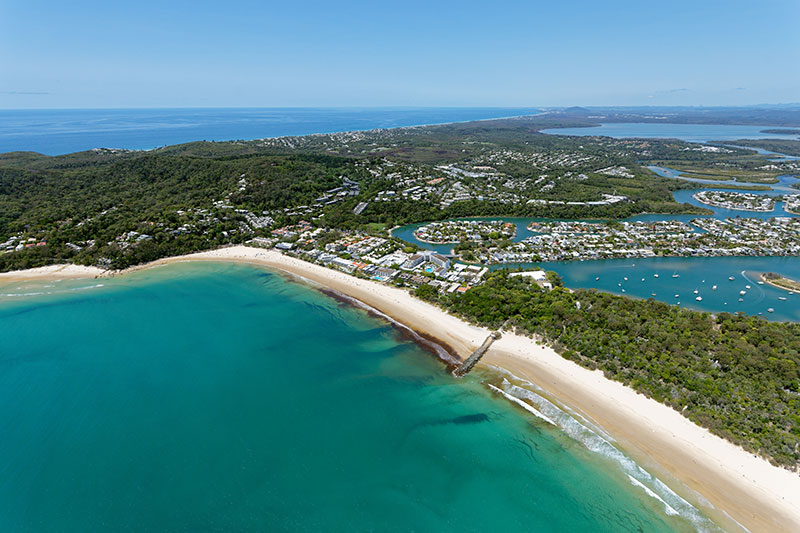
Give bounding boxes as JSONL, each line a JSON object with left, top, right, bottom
{"left": 3, "top": 245, "right": 799, "bottom": 531}
{"left": 0, "top": 263, "right": 105, "bottom": 282}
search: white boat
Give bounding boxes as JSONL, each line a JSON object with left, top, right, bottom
{"left": 696, "top": 296, "right": 702, "bottom": 301}
{"left": 693, "top": 289, "right": 699, "bottom": 294}
{"left": 674, "top": 294, "right": 679, "bottom": 298}
{"left": 745, "top": 285, "right": 751, "bottom": 290}
{"left": 729, "top": 276, "right": 735, "bottom": 281}
{"left": 651, "top": 293, "right": 656, "bottom": 296}
{"left": 757, "top": 281, "right": 764, "bottom": 285}
{"left": 622, "top": 289, "right": 626, "bottom": 293}
{"left": 740, "top": 290, "right": 747, "bottom": 295}
{"left": 595, "top": 277, "right": 599, "bottom": 281}
{"left": 738, "top": 298, "right": 744, "bottom": 302}
{"left": 672, "top": 273, "right": 679, "bottom": 278}
{"left": 768, "top": 308, "right": 774, "bottom": 313}
{"left": 779, "top": 296, "right": 787, "bottom": 301}
{"left": 654, "top": 274, "right": 659, "bottom": 278}
{"left": 712, "top": 285, "right": 717, "bottom": 290}
{"left": 641, "top": 278, "right": 645, "bottom": 282}
{"left": 623, "top": 277, "right": 628, "bottom": 281}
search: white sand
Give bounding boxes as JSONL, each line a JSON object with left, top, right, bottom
{"left": 4, "top": 245, "right": 799, "bottom": 531}
{"left": 0, "top": 263, "right": 105, "bottom": 281}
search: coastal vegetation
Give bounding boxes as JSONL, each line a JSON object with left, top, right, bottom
{"left": 760, "top": 129, "right": 800, "bottom": 135}
{"left": 418, "top": 271, "right": 800, "bottom": 469}
{"left": 729, "top": 139, "right": 800, "bottom": 157}
{"left": 762, "top": 272, "right": 800, "bottom": 292}
{"left": 0, "top": 118, "right": 726, "bottom": 272}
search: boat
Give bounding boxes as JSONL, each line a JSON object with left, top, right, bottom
{"left": 623, "top": 277, "right": 628, "bottom": 281}
{"left": 738, "top": 298, "right": 744, "bottom": 302}
{"left": 651, "top": 293, "right": 656, "bottom": 296}
{"left": 693, "top": 289, "right": 699, "bottom": 294}
{"left": 654, "top": 274, "right": 659, "bottom": 278}
{"left": 745, "top": 285, "right": 751, "bottom": 290}
{"left": 757, "top": 281, "right": 764, "bottom": 285}
{"left": 712, "top": 285, "right": 717, "bottom": 290}
{"left": 740, "top": 290, "right": 747, "bottom": 295}
{"left": 621, "top": 289, "right": 626, "bottom": 293}
{"left": 671, "top": 272, "right": 679, "bottom": 278}
{"left": 595, "top": 277, "right": 599, "bottom": 281}
{"left": 641, "top": 278, "right": 645, "bottom": 282}
{"left": 779, "top": 296, "right": 787, "bottom": 301}
{"left": 729, "top": 276, "right": 735, "bottom": 281}
{"left": 696, "top": 296, "right": 702, "bottom": 301}
{"left": 674, "top": 294, "right": 679, "bottom": 298}
{"left": 768, "top": 308, "right": 774, "bottom": 313}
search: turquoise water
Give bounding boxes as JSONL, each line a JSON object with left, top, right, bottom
{"left": 0, "top": 262, "right": 709, "bottom": 531}
{"left": 541, "top": 123, "right": 800, "bottom": 142}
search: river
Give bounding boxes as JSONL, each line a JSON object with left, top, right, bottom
{"left": 393, "top": 123, "right": 800, "bottom": 321}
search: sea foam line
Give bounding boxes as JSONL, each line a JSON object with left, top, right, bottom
{"left": 487, "top": 384, "right": 556, "bottom": 426}
{"left": 488, "top": 370, "right": 720, "bottom": 531}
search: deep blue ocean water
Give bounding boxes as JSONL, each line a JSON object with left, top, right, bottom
{"left": 0, "top": 262, "right": 714, "bottom": 531}
{"left": 0, "top": 107, "right": 541, "bottom": 155}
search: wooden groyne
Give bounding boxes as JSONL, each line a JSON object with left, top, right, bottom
{"left": 453, "top": 331, "right": 501, "bottom": 377}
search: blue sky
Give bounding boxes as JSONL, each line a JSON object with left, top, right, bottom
{"left": 1, "top": 0, "right": 798, "bottom": 108}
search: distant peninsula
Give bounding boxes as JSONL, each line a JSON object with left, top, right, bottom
{"left": 760, "top": 128, "right": 800, "bottom": 135}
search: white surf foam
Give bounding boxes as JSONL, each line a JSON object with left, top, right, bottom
{"left": 488, "top": 373, "right": 720, "bottom": 531}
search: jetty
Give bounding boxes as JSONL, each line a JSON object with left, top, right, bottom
{"left": 453, "top": 331, "right": 502, "bottom": 377}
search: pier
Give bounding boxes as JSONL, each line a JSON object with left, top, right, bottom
{"left": 453, "top": 331, "right": 501, "bottom": 377}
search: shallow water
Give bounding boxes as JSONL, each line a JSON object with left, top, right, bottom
{"left": 0, "top": 262, "right": 708, "bottom": 531}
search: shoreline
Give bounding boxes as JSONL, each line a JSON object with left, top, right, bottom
{"left": 691, "top": 192, "right": 775, "bottom": 212}
{"left": 760, "top": 272, "right": 800, "bottom": 293}
{"left": 0, "top": 263, "right": 106, "bottom": 281}
{"left": 2, "top": 246, "right": 800, "bottom": 531}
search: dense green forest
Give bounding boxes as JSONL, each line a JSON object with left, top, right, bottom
{"left": 416, "top": 272, "right": 800, "bottom": 468}
{"left": 0, "top": 117, "right": 794, "bottom": 272}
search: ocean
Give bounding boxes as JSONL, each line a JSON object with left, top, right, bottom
{"left": 0, "top": 107, "right": 541, "bottom": 155}
{"left": 0, "top": 262, "right": 710, "bottom": 531}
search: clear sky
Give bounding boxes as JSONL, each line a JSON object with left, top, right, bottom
{"left": 1, "top": 0, "right": 798, "bottom": 109}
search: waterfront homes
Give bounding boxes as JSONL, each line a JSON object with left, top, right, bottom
{"left": 785, "top": 194, "right": 800, "bottom": 214}
{"left": 414, "top": 220, "right": 516, "bottom": 244}
{"left": 693, "top": 191, "right": 776, "bottom": 212}
{"left": 457, "top": 217, "right": 800, "bottom": 264}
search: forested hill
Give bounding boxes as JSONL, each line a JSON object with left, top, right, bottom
{"left": 420, "top": 271, "right": 800, "bottom": 469}
{"left": 0, "top": 116, "right": 790, "bottom": 272}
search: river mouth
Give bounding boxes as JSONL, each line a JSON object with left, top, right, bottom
{"left": 392, "top": 122, "right": 800, "bottom": 322}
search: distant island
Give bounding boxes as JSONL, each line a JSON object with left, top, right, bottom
{"left": 760, "top": 128, "right": 800, "bottom": 135}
